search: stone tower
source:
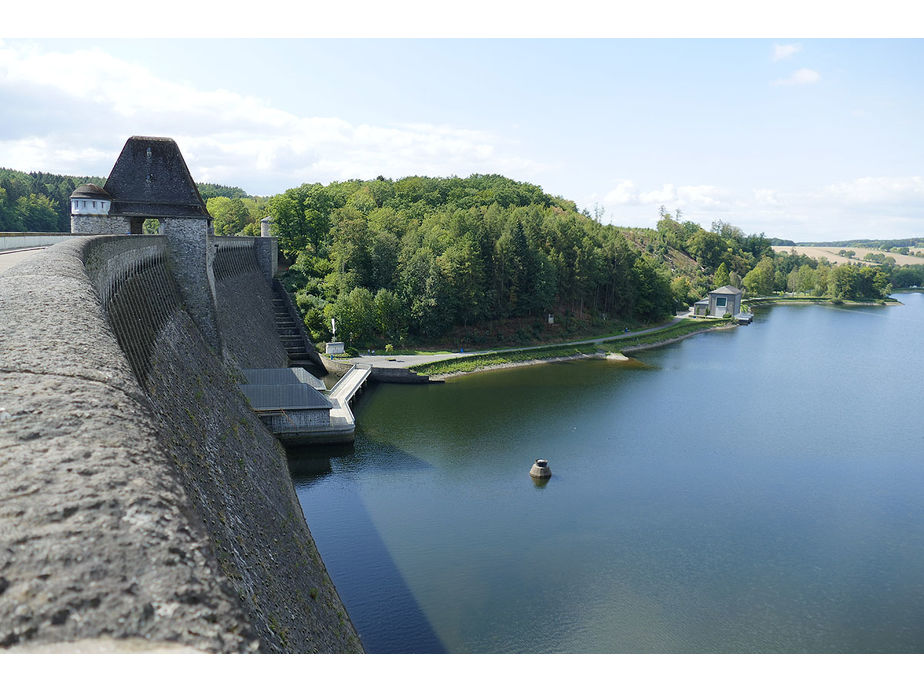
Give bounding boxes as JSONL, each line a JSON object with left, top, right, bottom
{"left": 70, "top": 137, "right": 222, "bottom": 352}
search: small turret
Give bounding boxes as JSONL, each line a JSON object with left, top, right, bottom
{"left": 70, "top": 184, "right": 114, "bottom": 234}
{"left": 70, "top": 184, "right": 112, "bottom": 216}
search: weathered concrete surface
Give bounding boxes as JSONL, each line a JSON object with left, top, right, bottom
{"left": 0, "top": 242, "right": 255, "bottom": 652}
{"left": 0, "top": 248, "right": 45, "bottom": 274}
{"left": 213, "top": 241, "right": 287, "bottom": 370}
{"left": 0, "top": 238, "right": 361, "bottom": 653}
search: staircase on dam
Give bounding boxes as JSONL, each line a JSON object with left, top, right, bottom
{"left": 271, "top": 280, "right": 325, "bottom": 374}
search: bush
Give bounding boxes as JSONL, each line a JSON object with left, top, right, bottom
{"left": 385, "top": 344, "right": 394, "bottom": 352}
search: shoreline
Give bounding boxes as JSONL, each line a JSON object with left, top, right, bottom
{"left": 746, "top": 297, "right": 902, "bottom": 307}
{"left": 423, "top": 323, "right": 734, "bottom": 380}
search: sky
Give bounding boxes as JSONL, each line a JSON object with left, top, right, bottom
{"left": 2, "top": 7, "right": 923, "bottom": 242}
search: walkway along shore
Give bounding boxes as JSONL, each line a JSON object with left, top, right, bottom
{"left": 337, "top": 294, "right": 905, "bottom": 382}
{"left": 337, "top": 316, "right": 736, "bottom": 380}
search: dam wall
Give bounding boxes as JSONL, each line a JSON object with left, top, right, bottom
{"left": 213, "top": 237, "right": 288, "bottom": 370}
{"left": 0, "top": 236, "right": 361, "bottom": 653}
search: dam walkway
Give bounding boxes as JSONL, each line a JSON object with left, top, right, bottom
{"left": 327, "top": 364, "right": 372, "bottom": 426}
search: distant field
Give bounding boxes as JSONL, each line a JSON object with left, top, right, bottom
{"left": 772, "top": 246, "right": 924, "bottom": 267}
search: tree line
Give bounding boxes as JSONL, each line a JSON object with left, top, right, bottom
{"left": 265, "top": 175, "right": 680, "bottom": 347}
{"left": 0, "top": 168, "right": 107, "bottom": 234}
{"left": 5, "top": 163, "right": 910, "bottom": 348}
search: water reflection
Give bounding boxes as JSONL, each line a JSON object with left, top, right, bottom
{"left": 289, "top": 441, "right": 445, "bottom": 653}
{"left": 292, "top": 295, "right": 924, "bottom": 653}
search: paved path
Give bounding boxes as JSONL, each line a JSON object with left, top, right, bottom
{"left": 327, "top": 364, "right": 372, "bottom": 424}
{"left": 340, "top": 314, "right": 691, "bottom": 370}
{"left": 0, "top": 248, "right": 44, "bottom": 275}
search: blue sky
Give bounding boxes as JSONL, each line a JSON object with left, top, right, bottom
{"left": 1, "top": 32, "right": 922, "bottom": 242}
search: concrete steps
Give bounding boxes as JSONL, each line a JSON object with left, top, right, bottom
{"left": 270, "top": 283, "right": 325, "bottom": 368}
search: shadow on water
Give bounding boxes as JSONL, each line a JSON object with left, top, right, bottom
{"left": 287, "top": 441, "right": 446, "bottom": 654}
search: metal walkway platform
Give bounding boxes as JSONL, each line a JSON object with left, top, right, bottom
{"left": 326, "top": 365, "right": 373, "bottom": 426}
{"left": 238, "top": 364, "right": 371, "bottom": 446}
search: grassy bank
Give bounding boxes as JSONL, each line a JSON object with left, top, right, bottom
{"left": 745, "top": 295, "right": 900, "bottom": 305}
{"left": 602, "top": 318, "right": 732, "bottom": 351}
{"left": 412, "top": 343, "right": 603, "bottom": 376}
{"left": 411, "top": 319, "right": 731, "bottom": 377}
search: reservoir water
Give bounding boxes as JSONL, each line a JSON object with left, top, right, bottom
{"left": 290, "top": 292, "right": 924, "bottom": 653}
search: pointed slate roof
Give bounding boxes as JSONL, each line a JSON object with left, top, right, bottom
{"left": 710, "top": 285, "right": 742, "bottom": 295}
{"left": 103, "top": 136, "right": 210, "bottom": 219}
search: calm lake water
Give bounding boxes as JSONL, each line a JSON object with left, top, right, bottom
{"left": 290, "top": 292, "right": 924, "bottom": 653}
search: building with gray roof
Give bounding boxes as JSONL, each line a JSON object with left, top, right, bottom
{"left": 693, "top": 285, "right": 743, "bottom": 317}
{"left": 70, "top": 136, "right": 211, "bottom": 235}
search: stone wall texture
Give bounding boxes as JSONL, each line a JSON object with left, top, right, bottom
{"left": 213, "top": 238, "right": 287, "bottom": 370}
{"left": 0, "top": 236, "right": 361, "bottom": 653}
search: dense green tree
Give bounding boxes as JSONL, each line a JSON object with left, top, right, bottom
{"left": 374, "top": 288, "right": 407, "bottom": 343}
{"left": 687, "top": 230, "right": 726, "bottom": 272}
{"left": 14, "top": 193, "right": 58, "bottom": 233}
{"left": 632, "top": 256, "right": 673, "bottom": 321}
{"left": 207, "top": 196, "right": 250, "bottom": 235}
{"left": 743, "top": 256, "right": 776, "bottom": 296}
{"left": 324, "top": 287, "right": 377, "bottom": 347}
{"left": 713, "top": 262, "right": 730, "bottom": 288}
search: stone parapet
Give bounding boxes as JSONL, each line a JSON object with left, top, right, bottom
{"left": 0, "top": 240, "right": 257, "bottom": 652}
{"left": 0, "top": 237, "right": 361, "bottom": 653}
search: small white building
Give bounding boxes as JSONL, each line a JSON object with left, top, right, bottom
{"left": 71, "top": 184, "right": 112, "bottom": 216}
{"left": 693, "top": 285, "right": 743, "bottom": 318}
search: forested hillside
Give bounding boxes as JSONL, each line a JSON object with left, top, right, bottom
{"left": 264, "top": 178, "right": 909, "bottom": 349}
{"left": 5, "top": 163, "right": 915, "bottom": 350}
{"left": 264, "top": 175, "right": 688, "bottom": 347}
{"left": 0, "top": 168, "right": 106, "bottom": 234}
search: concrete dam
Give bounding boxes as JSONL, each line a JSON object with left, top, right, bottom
{"left": 0, "top": 234, "right": 363, "bottom": 653}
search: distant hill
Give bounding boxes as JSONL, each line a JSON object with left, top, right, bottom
{"left": 773, "top": 245, "right": 924, "bottom": 267}
{"left": 795, "top": 238, "right": 924, "bottom": 250}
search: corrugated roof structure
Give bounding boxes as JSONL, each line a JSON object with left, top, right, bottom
{"left": 103, "top": 136, "right": 210, "bottom": 219}
{"left": 238, "top": 384, "right": 333, "bottom": 412}
{"left": 710, "top": 285, "right": 743, "bottom": 295}
{"left": 242, "top": 368, "right": 326, "bottom": 391}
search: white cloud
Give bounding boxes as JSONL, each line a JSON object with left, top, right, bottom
{"left": 602, "top": 179, "right": 639, "bottom": 205}
{"left": 601, "top": 181, "right": 728, "bottom": 210}
{"left": 0, "top": 42, "right": 544, "bottom": 193}
{"left": 773, "top": 68, "right": 821, "bottom": 86}
{"left": 772, "top": 43, "right": 801, "bottom": 61}
{"left": 752, "top": 188, "right": 783, "bottom": 207}
{"left": 822, "top": 176, "right": 924, "bottom": 206}
{"left": 593, "top": 176, "right": 924, "bottom": 243}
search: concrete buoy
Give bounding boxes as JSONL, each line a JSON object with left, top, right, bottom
{"left": 530, "top": 458, "right": 551, "bottom": 479}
